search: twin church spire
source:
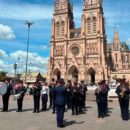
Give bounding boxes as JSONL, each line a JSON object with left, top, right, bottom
{"left": 53, "top": 0, "right": 104, "bottom": 39}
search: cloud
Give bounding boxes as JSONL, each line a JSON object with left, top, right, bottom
{"left": 0, "top": 60, "right": 4, "bottom": 66}
{"left": 0, "top": 49, "right": 7, "bottom": 58}
{"left": 0, "top": 50, "right": 49, "bottom": 74}
{"left": 0, "top": 24, "right": 15, "bottom": 40}
{"left": 40, "top": 45, "right": 48, "bottom": 50}
{"left": 126, "top": 38, "right": 130, "bottom": 46}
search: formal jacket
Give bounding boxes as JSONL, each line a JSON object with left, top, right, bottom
{"left": 15, "top": 86, "right": 26, "bottom": 99}
{"left": 53, "top": 86, "right": 67, "bottom": 106}
{"left": 4, "top": 83, "right": 13, "bottom": 96}
{"left": 71, "top": 86, "right": 80, "bottom": 105}
{"left": 32, "top": 86, "right": 41, "bottom": 97}
{"left": 116, "top": 84, "right": 130, "bottom": 100}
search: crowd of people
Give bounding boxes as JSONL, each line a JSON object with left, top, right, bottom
{"left": 0, "top": 78, "right": 130, "bottom": 128}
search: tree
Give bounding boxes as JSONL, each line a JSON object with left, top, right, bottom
{"left": 0, "top": 71, "right": 7, "bottom": 81}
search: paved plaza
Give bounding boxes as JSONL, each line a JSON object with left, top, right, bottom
{"left": 0, "top": 95, "right": 130, "bottom": 130}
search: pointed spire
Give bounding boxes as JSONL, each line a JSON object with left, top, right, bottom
{"left": 112, "top": 30, "right": 121, "bottom": 50}
{"left": 113, "top": 31, "right": 120, "bottom": 44}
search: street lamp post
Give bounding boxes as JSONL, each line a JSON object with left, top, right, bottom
{"left": 14, "top": 63, "right": 17, "bottom": 82}
{"left": 25, "top": 21, "right": 33, "bottom": 82}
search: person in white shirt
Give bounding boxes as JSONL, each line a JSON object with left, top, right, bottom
{"left": 41, "top": 82, "right": 48, "bottom": 111}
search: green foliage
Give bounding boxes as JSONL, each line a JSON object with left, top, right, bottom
{"left": 0, "top": 71, "right": 7, "bottom": 81}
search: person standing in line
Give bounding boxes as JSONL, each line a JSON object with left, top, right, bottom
{"left": 41, "top": 82, "right": 48, "bottom": 111}
{"left": 53, "top": 79, "right": 67, "bottom": 128}
{"left": 15, "top": 81, "right": 26, "bottom": 112}
{"left": 32, "top": 81, "right": 41, "bottom": 113}
{"left": 66, "top": 80, "right": 72, "bottom": 109}
{"left": 71, "top": 81, "right": 79, "bottom": 115}
{"left": 116, "top": 78, "right": 130, "bottom": 120}
{"left": 103, "top": 80, "right": 110, "bottom": 116}
{"left": 95, "top": 82, "right": 103, "bottom": 118}
{"left": 95, "top": 81, "right": 108, "bottom": 118}
{"left": 48, "top": 83, "right": 53, "bottom": 109}
{"left": 1, "top": 79, "right": 12, "bottom": 112}
{"left": 80, "top": 80, "right": 88, "bottom": 108}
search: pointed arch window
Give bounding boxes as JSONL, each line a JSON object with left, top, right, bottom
{"left": 87, "top": 17, "right": 91, "bottom": 34}
{"left": 56, "top": 22, "right": 60, "bottom": 37}
{"left": 61, "top": 21, "right": 65, "bottom": 36}
{"left": 93, "top": 17, "right": 96, "bottom": 33}
{"left": 122, "top": 54, "right": 125, "bottom": 63}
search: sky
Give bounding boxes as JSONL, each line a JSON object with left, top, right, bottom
{"left": 0, "top": 0, "right": 130, "bottom": 75}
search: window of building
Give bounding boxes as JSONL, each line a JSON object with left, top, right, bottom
{"left": 115, "top": 53, "right": 117, "bottom": 62}
{"left": 93, "top": 17, "right": 96, "bottom": 33}
{"left": 87, "top": 17, "right": 91, "bottom": 34}
{"left": 122, "top": 55, "right": 125, "bottom": 63}
{"left": 122, "top": 75, "right": 125, "bottom": 78}
{"left": 56, "top": 22, "right": 60, "bottom": 37}
{"left": 114, "top": 75, "right": 117, "bottom": 78}
{"left": 61, "top": 21, "right": 65, "bottom": 36}
{"left": 123, "top": 65, "right": 125, "bottom": 68}
{"left": 126, "top": 55, "right": 129, "bottom": 62}
{"left": 128, "top": 64, "right": 130, "bottom": 69}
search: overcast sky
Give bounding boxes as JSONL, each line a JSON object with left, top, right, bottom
{"left": 0, "top": 0, "right": 130, "bottom": 74}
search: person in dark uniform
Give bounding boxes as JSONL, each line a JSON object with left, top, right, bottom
{"left": 71, "top": 81, "right": 79, "bottom": 115}
{"left": 15, "top": 81, "right": 26, "bottom": 112}
{"left": 95, "top": 82, "right": 103, "bottom": 118}
{"left": 116, "top": 78, "right": 130, "bottom": 120}
{"left": 2, "top": 79, "right": 12, "bottom": 112}
{"left": 53, "top": 79, "right": 67, "bottom": 128}
{"left": 32, "top": 81, "right": 41, "bottom": 113}
{"left": 66, "top": 80, "right": 72, "bottom": 109}
{"left": 102, "top": 80, "right": 110, "bottom": 116}
{"left": 49, "top": 78, "right": 55, "bottom": 109}
{"left": 95, "top": 81, "right": 108, "bottom": 118}
{"left": 48, "top": 83, "right": 54, "bottom": 109}
{"left": 80, "top": 80, "right": 87, "bottom": 108}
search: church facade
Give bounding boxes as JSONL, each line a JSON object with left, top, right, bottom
{"left": 47, "top": 0, "right": 130, "bottom": 83}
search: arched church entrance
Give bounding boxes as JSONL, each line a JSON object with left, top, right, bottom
{"left": 68, "top": 66, "right": 79, "bottom": 81}
{"left": 53, "top": 68, "right": 61, "bottom": 80}
{"left": 87, "top": 68, "right": 96, "bottom": 83}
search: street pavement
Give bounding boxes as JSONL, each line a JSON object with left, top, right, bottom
{"left": 0, "top": 95, "right": 130, "bottom": 130}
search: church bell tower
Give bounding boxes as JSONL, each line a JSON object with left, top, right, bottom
{"left": 48, "top": 0, "right": 74, "bottom": 81}
{"left": 81, "top": 0, "right": 108, "bottom": 82}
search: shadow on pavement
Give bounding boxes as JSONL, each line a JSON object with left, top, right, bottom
{"left": 8, "top": 109, "right": 17, "bottom": 112}
{"left": 64, "top": 120, "right": 84, "bottom": 126}
{"left": 108, "top": 107, "right": 113, "bottom": 114}
{"left": 22, "top": 108, "right": 34, "bottom": 112}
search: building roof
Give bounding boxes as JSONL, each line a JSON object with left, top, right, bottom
{"left": 107, "top": 42, "right": 129, "bottom": 52}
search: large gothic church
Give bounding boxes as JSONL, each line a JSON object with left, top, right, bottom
{"left": 47, "top": 0, "right": 130, "bottom": 83}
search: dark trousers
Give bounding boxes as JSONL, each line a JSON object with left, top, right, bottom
{"left": 97, "top": 102, "right": 104, "bottom": 117}
{"left": 66, "top": 97, "right": 71, "bottom": 109}
{"left": 104, "top": 97, "right": 108, "bottom": 114}
{"left": 49, "top": 95, "right": 53, "bottom": 108}
{"left": 83, "top": 94, "right": 86, "bottom": 107}
{"left": 79, "top": 100, "right": 83, "bottom": 112}
{"left": 17, "top": 98, "right": 23, "bottom": 111}
{"left": 56, "top": 105, "right": 65, "bottom": 127}
{"left": 53, "top": 100, "right": 56, "bottom": 113}
{"left": 72, "top": 104, "right": 78, "bottom": 115}
{"left": 119, "top": 99, "right": 129, "bottom": 120}
{"left": 2, "top": 95, "right": 10, "bottom": 111}
{"left": 41, "top": 94, "right": 48, "bottom": 111}
{"left": 33, "top": 96, "right": 40, "bottom": 112}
